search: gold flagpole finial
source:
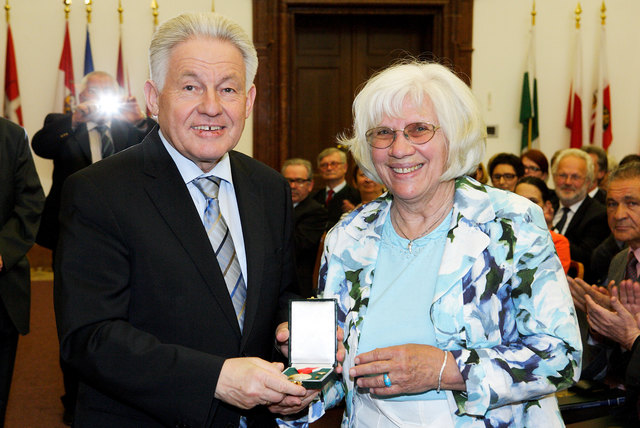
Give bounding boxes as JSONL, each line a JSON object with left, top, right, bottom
{"left": 531, "top": 1, "right": 536, "bottom": 26}
{"left": 151, "top": 0, "right": 159, "bottom": 27}
{"left": 85, "top": 0, "right": 92, "bottom": 24}
{"left": 601, "top": 1, "right": 607, "bottom": 26}
{"left": 118, "top": 0, "right": 123, "bottom": 25}
{"left": 64, "top": 0, "right": 72, "bottom": 20}
{"left": 575, "top": 2, "right": 582, "bottom": 29}
{"left": 211, "top": 0, "right": 215, "bottom": 12}
{"left": 5, "top": 0, "right": 10, "bottom": 23}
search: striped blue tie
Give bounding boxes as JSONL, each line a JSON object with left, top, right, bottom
{"left": 193, "top": 176, "right": 246, "bottom": 331}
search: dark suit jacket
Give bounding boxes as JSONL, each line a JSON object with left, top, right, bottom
{"left": 592, "top": 234, "right": 626, "bottom": 285}
{"left": 591, "top": 188, "right": 607, "bottom": 205}
{"left": 31, "top": 113, "right": 153, "bottom": 250}
{"left": 562, "top": 196, "right": 609, "bottom": 283}
{"left": 293, "top": 196, "right": 327, "bottom": 297}
{"left": 607, "top": 247, "right": 629, "bottom": 284}
{"left": 313, "top": 184, "right": 360, "bottom": 230}
{"left": 0, "top": 118, "right": 44, "bottom": 334}
{"left": 54, "top": 128, "right": 298, "bottom": 427}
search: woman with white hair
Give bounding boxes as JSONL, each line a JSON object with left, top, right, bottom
{"left": 307, "top": 61, "right": 581, "bottom": 427}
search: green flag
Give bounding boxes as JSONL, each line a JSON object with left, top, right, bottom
{"left": 519, "top": 27, "right": 539, "bottom": 153}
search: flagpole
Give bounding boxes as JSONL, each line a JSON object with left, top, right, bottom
{"left": 85, "top": 0, "right": 92, "bottom": 23}
{"left": 600, "top": 1, "right": 606, "bottom": 26}
{"left": 212, "top": 1, "right": 215, "bottom": 12}
{"left": 5, "top": 0, "right": 9, "bottom": 23}
{"left": 151, "top": 0, "right": 159, "bottom": 29}
{"left": 527, "top": 1, "right": 536, "bottom": 148}
{"left": 575, "top": 2, "right": 581, "bottom": 29}
{"left": 64, "top": 0, "right": 71, "bottom": 21}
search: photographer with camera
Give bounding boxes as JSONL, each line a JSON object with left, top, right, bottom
{"left": 31, "top": 70, "right": 154, "bottom": 425}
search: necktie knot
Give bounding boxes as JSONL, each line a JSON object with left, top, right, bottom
{"left": 326, "top": 189, "right": 334, "bottom": 206}
{"left": 193, "top": 176, "right": 222, "bottom": 201}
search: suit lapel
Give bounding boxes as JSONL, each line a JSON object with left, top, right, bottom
{"left": 142, "top": 132, "right": 242, "bottom": 337}
{"left": 110, "top": 120, "right": 129, "bottom": 152}
{"left": 74, "top": 124, "right": 92, "bottom": 164}
{"left": 564, "top": 197, "right": 589, "bottom": 237}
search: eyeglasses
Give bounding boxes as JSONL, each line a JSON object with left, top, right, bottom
{"left": 286, "top": 178, "right": 311, "bottom": 185}
{"left": 491, "top": 173, "right": 517, "bottom": 181}
{"left": 554, "top": 173, "right": 585, "bottom": 183}
{"left": 524, "top": 165, "right": 541, "bottom": 173}
{"left": 365, "top": 122, "right": 440, "bottom": 149}
{"left": 318, "top": 161, "right": 344, "bottom": 170}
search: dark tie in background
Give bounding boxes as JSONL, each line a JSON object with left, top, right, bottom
{"left": 96, "top": 124, "right": 114, "bottom": 158}
{"left": 554, "top": 207, "right": 571, "bottom": 234}
{"left": 325, "top": 189, "right": 334, "bottom": 206}
{"left": 192, "top": 176, "right": 247, "bottom": 331}
{"left": 626, "top": 252, "right": 639, "bottom": 282}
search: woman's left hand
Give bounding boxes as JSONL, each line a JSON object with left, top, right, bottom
{"left": 349, "top": 344, "right": 448, "bottom": 396}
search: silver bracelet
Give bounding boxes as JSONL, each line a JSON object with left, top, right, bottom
{"left": 436, "top": 350, "right": 448, "bottom": 393}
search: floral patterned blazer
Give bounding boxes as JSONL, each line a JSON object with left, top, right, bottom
{"left": 308, "top": 176, "right": 581, "bottom": 428}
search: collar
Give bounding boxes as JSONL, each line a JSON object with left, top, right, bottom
{"left": 327, "top": 180, "right": 347, "bottom": 193}
{"left": 87, "top": 119, "right": 112, "bottom": 131}
{"left": 158, "top": 129, "right": 233, "bottom": 186}
{"left": 561, "top": 197, "right": 586, "bottom": 214}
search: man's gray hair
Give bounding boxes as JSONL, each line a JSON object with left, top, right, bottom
{"left": 551, "top": 148, "right": 595, "bottom": 184}
{"left": 149, "top": 12, "right": 258, "bottom": 92}
{"left": 282, "top": 158, "right": 313, "bottom": 180}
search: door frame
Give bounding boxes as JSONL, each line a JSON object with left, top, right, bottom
{"left": 252, "top": 0, "right": 474, "bottom": 169}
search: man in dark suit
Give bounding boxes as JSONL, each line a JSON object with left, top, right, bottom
{"left": 54, "top": 12, "right": 313, "bottom": 427}
{"left": 282, "top": 158, "right": 328, "bottom": 297}
{"left": 32, "top": 70, "right": 153, "bottom": 251}
{"left": 570, "top": 161, "right": 640, "bottom": 422}
{"left": 313, "top": 147, "right": 360, "bottom": 229}
{"left": 32, "top": 70, "right": 153, "bottom": 424}
{"left": 581, "top": 145, "right": 609, "bottom": 205}
{"left": 552, "top": 148, "right": 609, "bottom": 283}
{"left": 0, "top": 117, "right": 44, "bottom": 425}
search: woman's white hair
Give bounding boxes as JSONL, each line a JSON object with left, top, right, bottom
{"left": 149, "top": 12, "right": 258, "bottom": 92}
{"left": 339, "top": 61, "right": 486, "bottom": 183}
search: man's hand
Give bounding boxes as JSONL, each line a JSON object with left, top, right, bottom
{"left": 267, "top": 389, "right": 319, "bottom": 415}
{"left": 71, "top": 102, "right": 100, "bottom": 128}
{"left": 215, "top": 357, "right": 306, "bottom": 410}
{"left": 567, "top": 276, "right": 610, "bottom": 312}
{"left": 0, "top": 254, "right": 3, "bottom": 271}
{"left": 586, "top": 294, "right": 640, "bottom": 351}
{"left": 275, "top": 322, "right": 289, "bottom": 358}
{"left": 613, "top": 279, "right": 640, "bottom": 317}
{"left": 116, "top": 96, "right": 146, "bottom": 124}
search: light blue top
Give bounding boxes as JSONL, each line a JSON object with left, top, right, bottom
{"left": 357, "top": 210, "right": 452, "bottom": 401}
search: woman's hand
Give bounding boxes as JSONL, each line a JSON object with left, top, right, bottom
{"left": 348, "top": 344, "right": 464, "bottom": 396}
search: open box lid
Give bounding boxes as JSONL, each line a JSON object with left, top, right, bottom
{"left": 288, "top": 299, "right": 337, "bottom": 367}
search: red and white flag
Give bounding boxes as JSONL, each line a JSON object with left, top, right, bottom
{"left": 589, "top": 26, "right": 612, "bottom": 151}
{"left": 4, "top": 24, "right": 23, "bottom": 126}
{"left": 54, "top": 22, "right": 76, "bottom": 113}
{"left": 566, "top": 28, "right": 583, "bottom": 148}
{"left": 116, "top": 25, "right": 131, "bottom": 96}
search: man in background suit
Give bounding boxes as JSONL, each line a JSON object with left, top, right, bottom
{"left": 31, "top": 70, "right": 153, "bottom": 251}
{"left": 570, "top": 161, "right": 640, "bottom": 422}
{"left": 32, "top": 70, "right": 153, "bottom": 424}
{"left": 581, "top": 145, "right": 609, "bottom": 205}
{"left": 282, "top": 158, "right": 327, "bottom": 297}
{"left": 552, "top": 148, "right": 609, "bottom": 283}
{"left": 0, "top": 117, "right": 44, "bottom": 425}
{"left": 313, "top": 147, "right": 360, "bottom": 229}
{"left": 54, "top": 12, "right": 313, "bottom": 427}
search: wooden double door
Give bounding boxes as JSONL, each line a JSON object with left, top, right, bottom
{"left": 291, "top": 13, "right": 435, "bottom": 167}
{"left": 252, "top": 1, "right": 474, "bottom": 172}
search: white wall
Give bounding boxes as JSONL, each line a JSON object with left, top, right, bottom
{"left": 3, "top": 0, "right": 252, "bottom": 193}
{"left": 5, "top": 0, "right": 638, "bottom": 192}
{"left": 473, "top": 0, "right": 640, "bottom": 167}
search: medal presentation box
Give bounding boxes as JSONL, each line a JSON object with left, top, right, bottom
{"left": 284, "top": 299, "right": 337, "bottom": 389}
